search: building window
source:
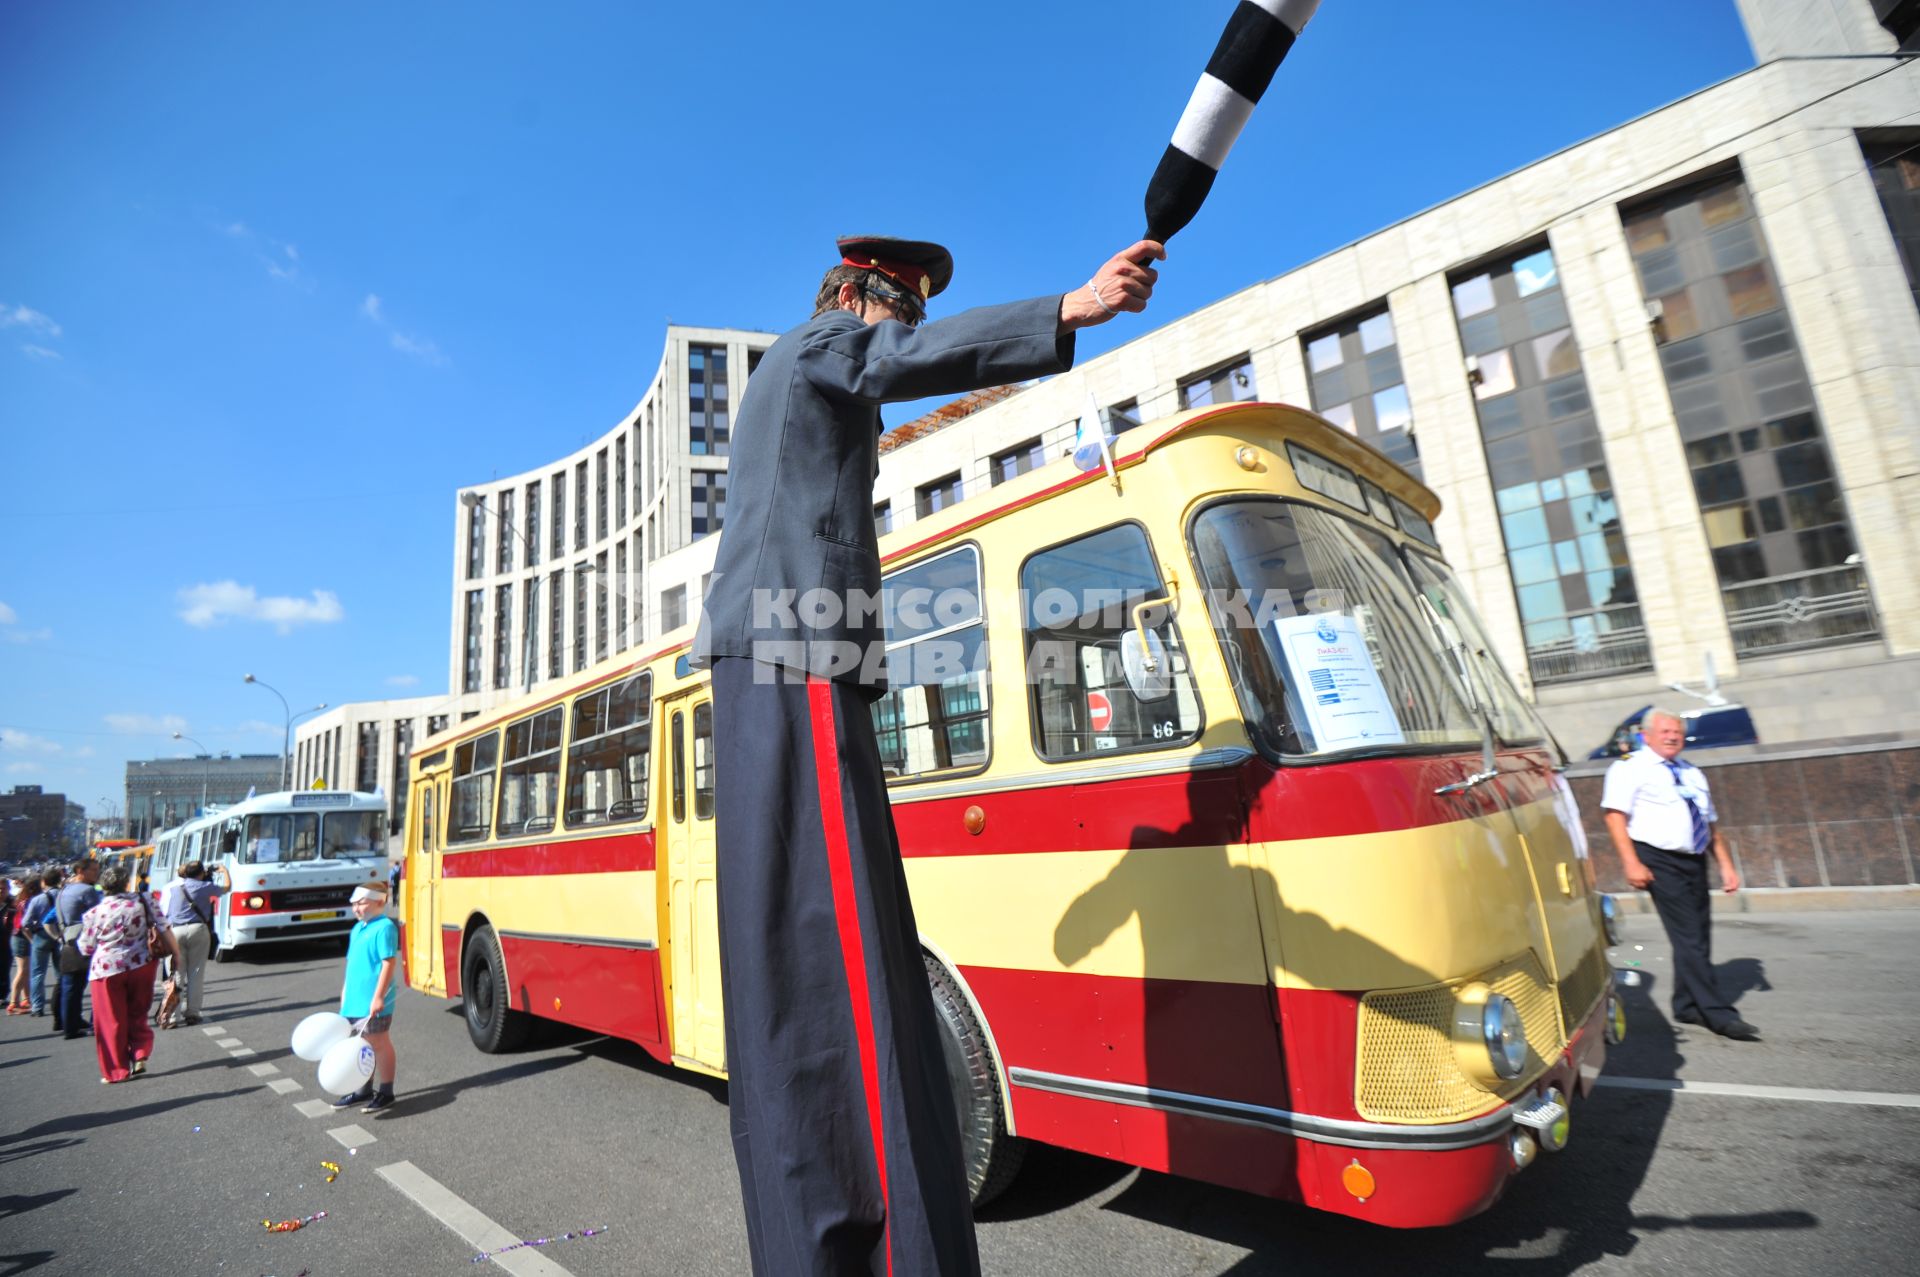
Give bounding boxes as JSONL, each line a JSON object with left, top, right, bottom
{"left": 870, "top": 546, "right": 991, "bottom": 778}
{"left": 1452, "top": 243, "right": 1649, "bottom": 683}
{"left": 550, "top": 473, "right": 566, "bottom": 562}
{"left": 574, "top": 462, "right": 588, "bottom": 551}
{"left": 1178, "top": 356, "right": 1256, "bottom": 409}
{"left": 661, "top": 584, "right": 687, "bottom": 633}
{"left": 427, "top": 715, "right": 449, "bottom": 736}
{"left": 1102, "top": 398, "right": 1143, "bottom": 436}
{"left": 522, "top": 577, "right": 539, "bottom": 685}
{"left": 390, "top": 719, "right": 412, "bottom": 829}
{"left": 493, "top": 584, "right": 513, "bottom": 689}
{"left": 547, "top": 569, "right": 564, "bottom": 681}
{"left": 615, "top": 541, "right": 629, "bottom": 652}
{"left": 615, "top": 435, "right": 628, "bottom": 529}
{"left": 916, "top": 472, "right": 963, "bottom": 520}
{"left": 462, "top": 590, "right": 483, "bottom": 694}
{"left": 356, "top": 722, "right": 381, "bottom": 794}
{"left": 524, "top": 481, "right": 541, "bottom": 568}
{"left": 874, "top": 501, "right": 892, "bottom": 537}
{"left": 573, "top": 564, "right": 590, "bottom": 673}
{"left": 689, "top": 344, "right": 730, "bottom": 456}
{"left": 1624, "top": 172, "right": 1878, "bottom": 656}
{"left": 631, "top": 425, "right": 642, "bottom": 527}
{"left": 465, "top": 505, "right": 484, "bottom": 580}
{"left": 495, "top": 489, "right": 515, "bottom": 574}
{"left": 691, "top": 469, "right": 728, "bottom": 539}
{"left": 1303, "top": 308, "right": 1420, "bottom": 476}
{"left": 595, "top": 449, "right": 609, "bottom": 542}
{"left": 1863, "top": 134, "right": 1920, "bottom": 314}
{"left": 990, "top": 437, "right": 1046, "bottom": 486}
{"left": 595, "top": 551, "right": 610, "bottom": 663}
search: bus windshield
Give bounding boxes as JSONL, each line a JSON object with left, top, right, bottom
{"left": 242, "top": 812, "right": 320, "bottom": 864}
{"left": 1191, "top": 499, "right": 1482, "bottom": 759}
{"left": 321, "top": 811, "right": 385, "bottom": 859}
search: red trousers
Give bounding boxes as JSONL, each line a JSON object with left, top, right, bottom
{"left": 92, "top": 961, "right": 157, "bottom": 1082}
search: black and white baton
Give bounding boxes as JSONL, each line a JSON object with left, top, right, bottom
{"left": 1143, "top": 0, "right": 1322, "bottom": 246}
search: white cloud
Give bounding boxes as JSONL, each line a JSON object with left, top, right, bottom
{"left": 216, "top": 220, "right": 308, "bottom": 287}
{"left": 75, "top": 745, "right": 95, "bottom": 759}
{"left": 20, "top": 344, "right": 61, "bottom": 361}
{"left": 361, "top": 292, "right": 445, "bottom": 365}
{"left": 5, "top": 762, "right": 41, "bottom": 776}
{"left": 104, "top": 713, "right": 189, "bottom": 736}
{"left": 2, "top": 627, "right": 52, "bottom": 644}
{"left": 0, "top": 303, "right": 61, "bottom": 337}
{"left": 385, "top": 674, "right": 419, "bottom": 688}
{"left": 0, "top": 602, "right": 15, "bottom": 624}
{"left": 224, "top": 221, "right": 251, "bottom": 238}
{"left": 232, "top": 719, "right": 284, "bottom": 738}
{"left": 0, "top": 728, "right": 64, "bottom": 755}
{"left": 176, "top": 580, "right": 345, "bottom": 633}
{"left": 361, "top": 293, "right": 384, "bottom": 322}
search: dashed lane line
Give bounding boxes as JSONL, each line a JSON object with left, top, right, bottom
{"left": 1597, "top": 1076, "right": 1920, "bottom": 1108}
{"left": 200, "top": 1026, "right": 224, "bottom": 1036}
{"left": 329, "top": 1123, "right": 376, "bottom": 1150}
{"left": 246, "top": 1062, "right": 281, "bottom": 1078}
{"left": 379, "top": 1160, "right": 577, "bottom": 1277}
{"left": 294, "top": 1099, "right": 334, "bottom": 1119}
{"left": 228, "top": 1048, "right": 255, "bottom": 1058}
{"left": 214, "top": 1037, "right": 243, "bottom": 1049}
{"left": 266, "top": 1077, "right": 303, "bottom": 1095}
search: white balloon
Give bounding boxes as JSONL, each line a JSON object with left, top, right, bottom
{"left": 317, "top": 1036, "right": 375, "bottom": 1095}
{"left": 290, "top": 1012, "right": 352, "bottom": 1062}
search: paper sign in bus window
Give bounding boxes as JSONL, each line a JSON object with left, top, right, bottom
{"left": 251, "top": 837, "right": 281, "bottom": 863}
{"left": 1272, "top": 614, "right": 1406, "bottom": 751}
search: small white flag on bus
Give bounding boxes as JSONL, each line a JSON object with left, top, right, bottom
{"left": 1071, "top": 390, "right": 1120, "bottom": 490}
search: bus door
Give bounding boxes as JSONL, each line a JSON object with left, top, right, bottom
{"left": 661, "top": 692, "right": 725, "bottom": 1073}
{"left": 406, "top": 777, "right": 443, "bottom": 996}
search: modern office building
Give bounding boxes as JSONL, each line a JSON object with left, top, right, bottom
{"left": 121, "top": 753, "right": 283, "bottom": 841}
{"left": 0, "top": 786, "right": 86, "bottom": 860}
{"left": 320, "top": 0, "right": 1915, "bottom": 795}
{"left": 290, "top": 695, "right": 450, "bottom": 851}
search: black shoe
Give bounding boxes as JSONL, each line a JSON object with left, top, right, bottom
{"left": 362, "top": 1089, "right": 396, "bottom": 1114}
{"left": 1673, "top": 1010, "right": 1707, "bottom": 1027}
{"left": 331, "top": 1084, "right": 374, "bottom": 1109}
{"left": 1713, "top": 1018, "right": 1761, "bottom": 1041}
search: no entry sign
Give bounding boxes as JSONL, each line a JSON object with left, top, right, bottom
{"left": 1087, "top": 691, "right": 1114, "bottom": 732}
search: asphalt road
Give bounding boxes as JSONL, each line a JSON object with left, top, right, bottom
{"left": 2, "top": 907, "right": 1917, "bottom": 1276}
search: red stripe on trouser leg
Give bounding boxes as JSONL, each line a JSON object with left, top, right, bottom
{"left": 807, "top": 677, "right": 893, "bottom": 1275}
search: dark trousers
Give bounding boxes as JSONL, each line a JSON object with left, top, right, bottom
{"left": 28, "top": 936, "right": 56, "bottom": 1013}
{"left": 711, "top": 659, "right": 979, "bottom": 1277}
{"left": 57, "top": 968, "right": 87, "bottom": 1035}
{"left": 1637, "top": 843, "right": 1736, "bottom": 1029}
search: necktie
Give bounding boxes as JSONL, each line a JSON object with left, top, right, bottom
{"left": 1663, "top": 759, "right": 1711, "bottom": 854}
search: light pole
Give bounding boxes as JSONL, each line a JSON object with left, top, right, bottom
{"left": 172, "top": 731, "right": 212, "bottom": 812}
{"left": 462, "top": 490, "right": 540, "bottom": 695}
{"left": 244, "top": 673, "right": 292, "bottom": 792}
{"left": 150, "top": 790, "right": 163, "bottom": 841}
{"left": 289, "top": 703, "right": 331, "bottom": 787}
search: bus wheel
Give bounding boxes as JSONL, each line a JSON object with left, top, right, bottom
{"left": 462, "top": 926, "right": 530, "bottom": 1053}
{"left": 213, "top": 943, "right": 232, "bottom": 964}
{"left": 924, "top": 954, "right": 1025, "bottom": 1208}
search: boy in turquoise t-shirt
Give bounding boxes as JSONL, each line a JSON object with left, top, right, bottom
{"left": 334, "top": 883, "right": 400, "bottom": 1113}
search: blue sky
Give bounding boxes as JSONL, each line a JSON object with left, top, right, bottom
{"left": 0, "top": 1, "right": 1754, "bottom": 818}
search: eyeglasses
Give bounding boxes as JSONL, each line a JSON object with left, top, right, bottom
{"left": 861, "top": 281, "right": 925, "bottom": 328}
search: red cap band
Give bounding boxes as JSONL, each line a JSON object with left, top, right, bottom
{"left": 841, "top": 254, "right": 934, "bottom": 300}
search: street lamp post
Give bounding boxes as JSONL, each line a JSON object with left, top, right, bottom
{"left": 172, "top": 731, "right": 211, "bottom": 812}
{"left": 462, "top": 490, "right": 540, "bottom": 695}
{"left": 244, "top": 673, "right": 293, "bottom": 792}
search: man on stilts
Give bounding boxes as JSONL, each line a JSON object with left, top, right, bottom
{"left": 695, "top": 235, "right": 1162, "bottom": 1275}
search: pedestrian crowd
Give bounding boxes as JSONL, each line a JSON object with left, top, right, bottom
{"left": 3, "top": 856, "right": 205, "bottom": 1084}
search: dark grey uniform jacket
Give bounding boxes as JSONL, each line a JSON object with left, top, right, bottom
{"left": 694, "top": 295, "right": 1075, "bottom": 695}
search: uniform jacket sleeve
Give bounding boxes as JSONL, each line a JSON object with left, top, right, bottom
{"left": 796, "top": 295, "right": 1073, "bottom": 406}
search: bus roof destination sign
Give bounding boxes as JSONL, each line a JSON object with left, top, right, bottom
{"left": 291, "top": 792, "right": 354, "bottom": 808}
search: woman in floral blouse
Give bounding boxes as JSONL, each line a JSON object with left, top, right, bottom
{"left": 76, "top": 863, "right": 171, "bottom": 1083}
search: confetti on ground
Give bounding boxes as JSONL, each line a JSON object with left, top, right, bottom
{"left": 263, "top": 1211, "right": 328, "bottom": 1234}
{"left": 470, "top": 1225, "right": 611, "bottom": 1264}
{"left": 192, "top": 1125, "right": 201, "bottom": 1133}
{"left": 322, "top": 1160, "right": 340, "bottom": 1183}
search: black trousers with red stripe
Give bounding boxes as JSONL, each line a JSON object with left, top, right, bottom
{"left": 710, "top": 658, "right": 979, "bottom": 1277}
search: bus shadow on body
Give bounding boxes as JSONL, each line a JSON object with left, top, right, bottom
{"left": 1036, "top": 766, "right": 1810, "bottom": 1271}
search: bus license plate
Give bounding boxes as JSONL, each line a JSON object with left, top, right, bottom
{"left": 298, "top": 910, "right": 340, "bottom": 922}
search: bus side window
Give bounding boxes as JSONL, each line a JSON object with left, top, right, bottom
{"left": 871, "top": 545, "right": 989, "bottom": 780}
{"left": 564, "top": 672, "right": 652, "bottom": 826}
{"left": 671, "top": 711, "right": 686, "bottom": 824}
{"left": 448, "top": 732, "right": 501, "bottom": 844}
{"left": 417, "top": 784, "right": 436, "bottom": 856}
{"left": 498, "top": 707, "right": 564, "bottom": 836}
{"left": 692, "top": 703, "right": 715, "bottom": 820}
{"left": 1020, "top": 522, "right": 1203, "bottom": 762}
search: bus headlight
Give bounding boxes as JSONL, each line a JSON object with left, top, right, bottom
{"left": 1600, "top": 893, "right": 1621, "bottom": 947}
{"left": 1452, "top": 984, "right": 1528, "bottom": 1086}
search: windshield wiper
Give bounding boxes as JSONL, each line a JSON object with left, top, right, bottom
{"left": 1416, "top": 593, "right": 1500, "bottom": 797}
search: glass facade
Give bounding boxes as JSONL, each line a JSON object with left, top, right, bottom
{"left": 574, "top": 462, "right": 588, "bottom": 551}
{"left": 615, "top": 541, "right": 628, "bottom": 651}
{"left": 547, "top": 569, "right": 563, "bottom": 681}
{"left": 550, "top": 473, "right": 565, "bottom": 562}
{"left": 916, "top": 472, "right": 963, "bottom": 520}
{"left": 1303, "top": 308, "right": 1419, "bottom": 476}
{"left": 661, "top": 584, "right": 686, "bottom": 633}
{"left": 493, "top": 583, "right": 512, "bottom": 689}
{"left": 1178, "top": 356, "right": 1256, "bottom": 409}
{"left": 691, "top": 470, "right": 727, "bottom": 539}
{"left": 1452, "top": 243, "right": 1648, "bottom": 682}
{"left": 689, "top": 344, "right": 730, "bottom": 456}
{"left": 465, "top": 507, "right": 483, "bottom": 580}
{"left": 573, "top": 564, "right": 589, "bottom": 673}
{"left": 389, "top": 719, "right": 413, "bottom": 831}
{"left": 1863, "top": 134, "right": 1920, "bottom": 314}
{"left": 615, "top": 435, "right": 628, "bottom": 528}
{"left": 523, "top": 578, "right": 539, "bottom": 686}
{"left": 595, "top": 551, "right": 609, "bottom": 663}
{"left": 462, "top": 589, "right": 483, "bottom": 694}
{"left": 356, "top": 722, "right": 380, "bottom": 793}
{"left": 990, "top": 437, "right": 1045, "bottom": 486}
{"left": 524, "top": 481, "right": 541, "bottom": 568}
{"left": 595, "top": 449, "right": 609, "bottom": 542}
{"left": 495, "top": 490, "right": 514, "bottom": 573}
{"left": 1624, "top": 171, "right": 1877, "bottom": 655}
{"left": 874, "top": 501, "right": 891, "bottom": 538}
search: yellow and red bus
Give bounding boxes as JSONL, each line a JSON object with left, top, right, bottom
{"left": 401, "top": 401, "right": 1619, "bottom": 1228}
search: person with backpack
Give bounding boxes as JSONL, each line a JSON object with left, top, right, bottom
{"left": 157, "top": 860, "right": 219, "bottom": 1028}
{"left": 22, "top": 868, "right": 61, "bottom": 1018}
{"left": 51, "top": 858, "right": 102, "bottom": 1038}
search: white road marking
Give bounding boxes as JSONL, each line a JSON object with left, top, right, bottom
{"left": 246, "top": 1062, "right": 280, "bottom": 1077}
{"left": 266, "top": 1077, "right": 302, "bottom": 1095}
{"left": 329, "top": 1123, "right": 376, "bottom": 1149}
{"left": 1598, "top": 1076, "right": 1920, "bottom": 1109}
{"left": 379, "top": 1160, "right": 578, "bottom": 1277}
{"left": 201, "top": 1026, "right": 225, "bottom": 1036}
{"left": 228, "top": 1048, "right": 255, "bottom": 1058}
{"left": 215, "top": 1037, "right": 243, "bottom": 1049}
{"left": 294, "top": 1099, "right": 334, "bottom": 1119}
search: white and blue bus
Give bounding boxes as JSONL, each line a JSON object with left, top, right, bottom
{"left": 148, "top": 790, "right": 389, "bottom": 959}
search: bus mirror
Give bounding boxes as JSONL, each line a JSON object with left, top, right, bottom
{"left": 1121, "top": 627, "right": 1172, "bottom": 703}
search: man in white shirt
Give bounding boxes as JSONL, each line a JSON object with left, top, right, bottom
{"left": 1601, "top": 708, "right": 1757, "bottom": 1040}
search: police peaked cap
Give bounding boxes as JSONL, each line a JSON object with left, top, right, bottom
{"left": 836, "top": 236, "right": 954, "bottom": 302}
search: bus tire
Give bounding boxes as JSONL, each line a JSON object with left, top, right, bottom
{"left": 923, "top": 953, "right": 1025, "bottom": 1208}
{"left": 213, "top": 943, "right": 232, "bottom": 963}
{"left": 462, "top": 925, "right": 530, "bottom": 1053}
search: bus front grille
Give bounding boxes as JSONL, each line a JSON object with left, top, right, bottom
{"left": 274, "top": 887, "right": 354, "bottom": 912}
{"left": 1353, "top": 952, "right": 1563, "bottom": 1124}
